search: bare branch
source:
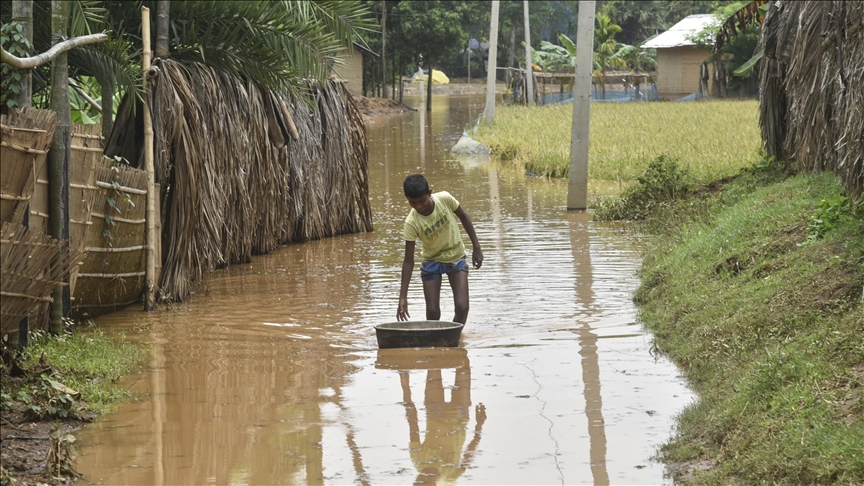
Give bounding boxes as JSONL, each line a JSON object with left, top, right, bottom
{"left": 69, "top": 79, "right": 102, "bottom": 113}
{"left": 1, "top": 32, "right": 108, "bottom": 69}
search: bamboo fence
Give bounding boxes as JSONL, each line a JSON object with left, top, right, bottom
{"left": 759, "top": 0, "right": 863, "bottom": 201}
{"left": 0, "top": 108, "right": 56, "bottom": 226}
{"left": 71, "top": 161, "right": 149, "bottom": 318}
{"left": 25, "top": 124, "right": 104, "bottom": 325}
{"left": 117, "top": 59, "right": 374, "bottom": 302}
{"left": 0, "top": 222, "right": 84, "bottom": 333}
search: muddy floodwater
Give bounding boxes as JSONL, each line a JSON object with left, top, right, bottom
{"left": 76, "top": 95, "right": 693, "bottom": 485}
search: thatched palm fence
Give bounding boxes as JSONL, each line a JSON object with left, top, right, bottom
{"left": 0, "top": 223, "right": 84, "bottom": 333}
{"left": 112, "top": 59, "right": 373, "bottom": 302}
{"left": 759, "top": 0, "right": 863, "bottom": 200}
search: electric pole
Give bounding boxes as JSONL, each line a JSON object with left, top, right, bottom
{"left": 567, "top": 1, "right": 595, "bottom": 209}
{"left": 485, "top": 1, "right": 500, "bottom": 123}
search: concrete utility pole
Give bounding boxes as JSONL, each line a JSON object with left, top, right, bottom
{"left": 485, "top": 0, "right": 500, "bottom": 124}
{"left": 523, "top": 0, "right": 534, "bottom": 106}
{"left": 567, "top": 1, "right": 595, "bottom": 210}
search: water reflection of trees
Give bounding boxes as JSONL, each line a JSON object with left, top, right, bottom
{"left": 376, "top": 348, "right": 485, "bottom": 485}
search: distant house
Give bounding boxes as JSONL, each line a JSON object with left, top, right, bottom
{"left": 332, "top": 42, "right": 379, "bottom": 96}
{"left": 642, "top": 14, "right": 715, "bottom": 99}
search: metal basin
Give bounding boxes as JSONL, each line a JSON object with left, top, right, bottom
{"left": 374, "top": 320, "right": 464, "bottom": 349}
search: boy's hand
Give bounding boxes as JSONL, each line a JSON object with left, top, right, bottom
{"left": 472, "top": 248, "right": 484, "bottom": 269}
{"left": 397, "top": 297, "right": 410, "bottom": 321}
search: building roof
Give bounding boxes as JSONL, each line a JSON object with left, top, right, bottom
{"left": 642, "top": 14, "right": 715, "bottom": 49}
{"left": 353, "top": 42, "right": 379, "bottom": 58}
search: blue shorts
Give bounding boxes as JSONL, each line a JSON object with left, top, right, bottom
{"left": 420, "top": 257, "right": 469, "bottom": 282}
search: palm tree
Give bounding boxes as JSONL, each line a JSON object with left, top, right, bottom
{"left": 593, "top": 13, "right": 624, "bottom": 99}
{"left": 5, "top": 1, "right": 373, "bottom": 129}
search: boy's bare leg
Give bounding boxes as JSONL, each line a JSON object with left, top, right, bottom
{"left": 422, "top": 277, "right": 442, "bottom": 320}
{"left": 448, "top": 270, "right": 469, "bottom": 324}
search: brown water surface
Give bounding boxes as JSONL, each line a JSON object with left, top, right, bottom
{"left": 76, "top": 95, "right": 693, "bottom": 485}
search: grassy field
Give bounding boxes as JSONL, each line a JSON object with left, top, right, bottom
{"left": 635, "top": 168, "right": 864, "bottom": 484}
{"left": 472, "top": 100, "right": 762, "bottom": 191}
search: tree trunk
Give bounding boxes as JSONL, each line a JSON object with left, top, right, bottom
{"left": 12, "top": 0, "right": 33, "bottom": 347}
{"left": 399, "top": 61, "right": 404, "bottom": 103}
{"left": 426, "top": 63, "right": 433, "bottom": 111}
{"left": 381, "top": 0, "right": 387, "bottom": 98}
{"left": 523, "top": 0, "right": 533, "bottom": 106}
{"left": 49, "top": 0, "right": 71, "bottom": 333}
{"left": 11, "top": 0, "right": 33, "bottom": 108}
{"left": 507, "top": 20, "right": 515, "bottom": 87}
{"left": 155, "top": 0, "right": 170, "bottom": 58}
{"left": 99, "top": 76, "right": 114, "bottom": 144}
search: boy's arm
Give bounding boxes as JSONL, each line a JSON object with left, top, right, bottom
{"left": 454, "top": 206, "right": 483, "bottom": 269}
{"left": 397, "top": 240, "right": 416, "bottom": 321}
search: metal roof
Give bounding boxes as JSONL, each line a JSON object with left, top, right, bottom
{"left": 642, "top": 14, "right": 716, "bottom": 49}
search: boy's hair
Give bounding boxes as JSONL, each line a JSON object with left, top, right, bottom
{"left": 403, "top": 174, "right": 430, "bottom": 198}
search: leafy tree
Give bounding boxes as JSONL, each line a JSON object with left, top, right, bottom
{"left": 389, "top": 0, "right": 469, "bottom": 109}
{"left": 597, "top": 0, "right": 736, "bottom": 46}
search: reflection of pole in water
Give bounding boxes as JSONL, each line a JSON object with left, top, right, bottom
{"left": 488, "top": 164, "right": 505, "bottom": 260}
{"left": 384, "top": 121, "right": 390, "bottom": 198}
{"left": 150, "top": 323, "right": 166, "bottom": 485}
{"left": 577, "top": 327, "right": 608, "bottom": 485}
{"left": 303, "top": 401, "right": 324, "bottom": 484}
{"left": 419, "top": 104, "right": 426, "bottom": 168}
{"left": 567, "top": 211, "right": 609, "bottom": 486}
{"left": 331, "top": 385, "right": 372, "bottom": 486}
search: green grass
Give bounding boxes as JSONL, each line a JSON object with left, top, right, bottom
{"left": 635, "top": 169, "right": 864, "bottom": 484}
{"left": 472, "top": 100, "right": 761, "bottom": 192}
{"left": 10, "top": 324, "right": 145, "bottom": 415}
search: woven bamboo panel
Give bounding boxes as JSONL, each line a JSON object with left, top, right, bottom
{"left": 68, "top": 123, "right": 103, "bottom": 296}
{"left": 0, "top": 222, "right": 84, "bottom": 333}
{"left": 72, "top": 161, "right": 148, "bottom": 318}
{"left": 0, "top": 108, "right": 56, "bottom": 225}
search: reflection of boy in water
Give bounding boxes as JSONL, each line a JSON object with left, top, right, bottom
{"left": 400, "top": 357, "right": 485, "bottom": 485}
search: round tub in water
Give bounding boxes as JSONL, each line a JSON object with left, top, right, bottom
{"left": 374, "top": 320, "right": 464, "bottom": 349}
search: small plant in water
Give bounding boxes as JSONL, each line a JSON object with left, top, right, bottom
{"left": 593, "top": 154, "right": 692, "bottom": 221}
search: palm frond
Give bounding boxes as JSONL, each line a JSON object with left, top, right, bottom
{"left": 166, "top": 0, "right": 373, "bottom": 93}
{"left": 68, "top": 34, "right": 142, "bottom": 103}
{"left": 69, "top": 0, "right": 107, "bottom": 37}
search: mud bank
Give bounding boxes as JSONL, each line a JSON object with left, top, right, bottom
{"left": 636, "top": 169, "right": 864, "bottom": 484}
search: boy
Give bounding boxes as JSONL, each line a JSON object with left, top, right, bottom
{"left": 398, "top": 174, "right": 483, "bottom": 324}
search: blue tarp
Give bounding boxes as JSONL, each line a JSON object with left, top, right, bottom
{"left": 675, "top": 92, "right": 712, "bottom": 101}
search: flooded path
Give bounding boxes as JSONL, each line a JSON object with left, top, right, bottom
{"left": 76, "top": 95, "right": 692, "bottom": 485}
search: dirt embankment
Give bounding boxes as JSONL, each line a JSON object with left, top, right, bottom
{"left": 354, "top": 82, "right": 507, "bottom": 124}
{"left": 352, "top": 95, "right": 416, "bottom": 124}
{"left": 1, "top": 371, "right": 95, "bottom": 485}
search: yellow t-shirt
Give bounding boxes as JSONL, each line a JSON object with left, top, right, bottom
{"left": 403, "top": 191, "right": 466, "bottom": 263}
